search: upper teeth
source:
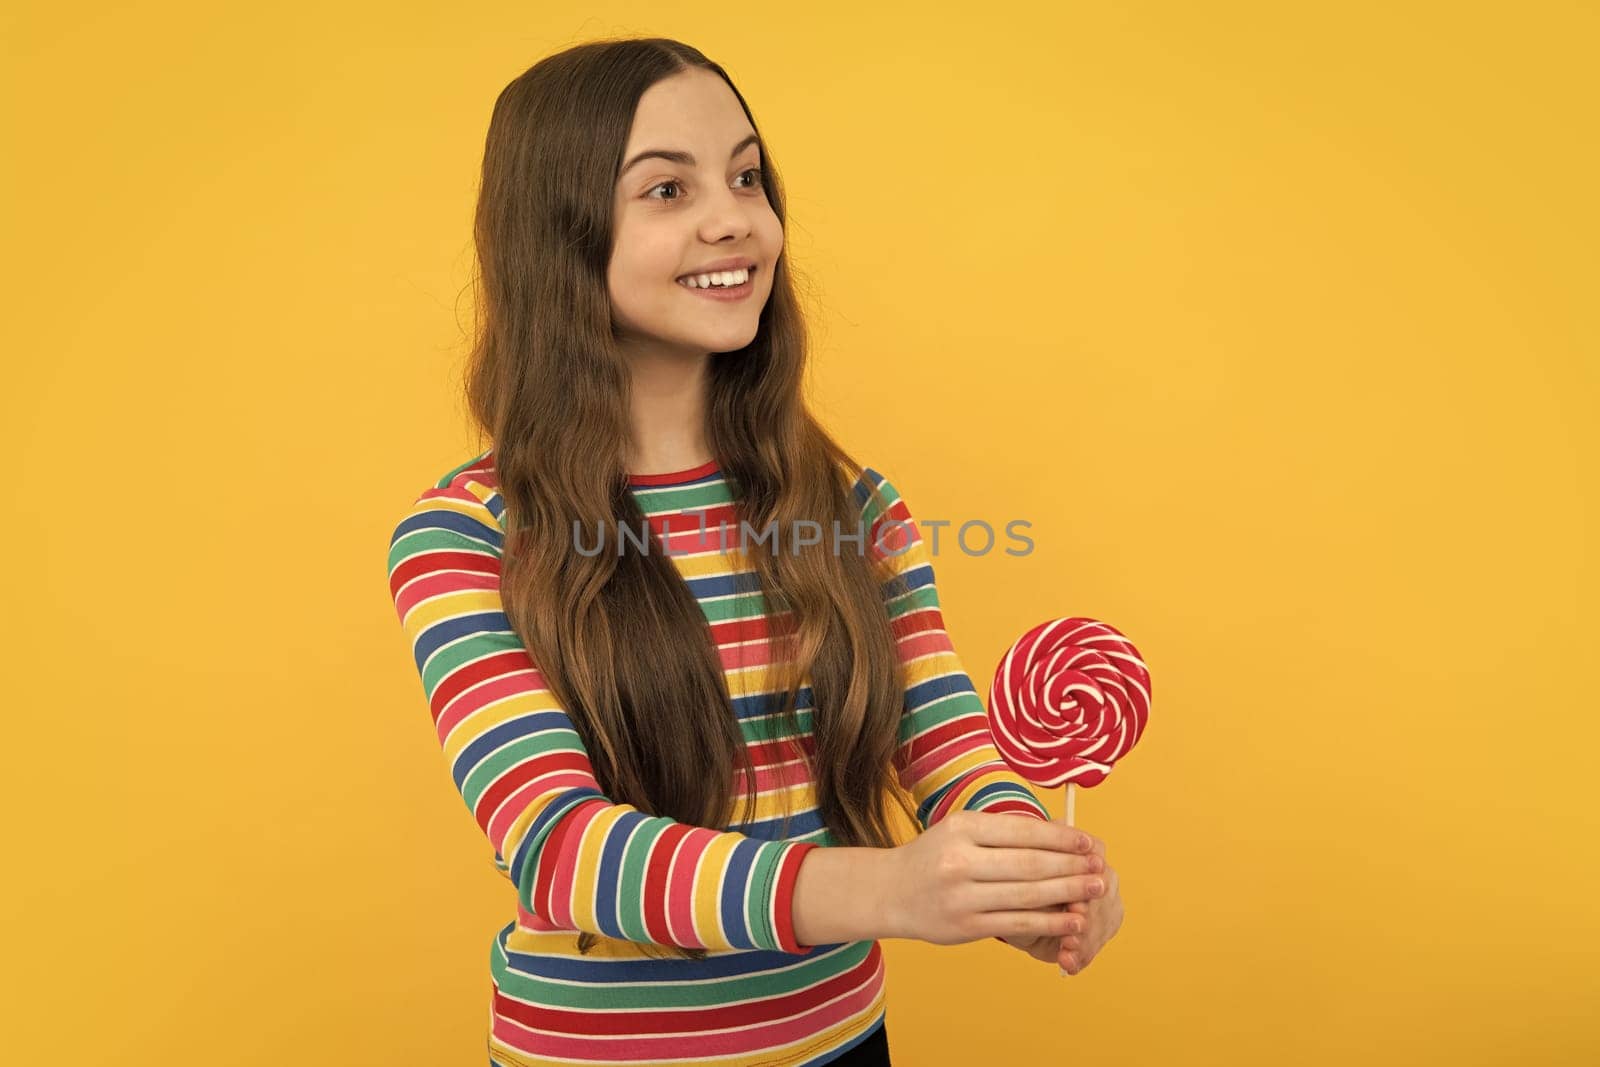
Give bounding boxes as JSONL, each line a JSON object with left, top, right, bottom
{"left": 679, "top": 268, "right": 750, "bottom": 288}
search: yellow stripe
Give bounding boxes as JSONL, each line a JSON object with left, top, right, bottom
{"left": 568, "top": 804, "right": 629, "bottom": 933}
{"left": 400, "top": 580, "right": 499, "bottom": 633}
{"left": 664, "top": 546, "right": 741, "bottom": 581}
{"left": 691, "top": 833, "right": 741, "bottom": 948}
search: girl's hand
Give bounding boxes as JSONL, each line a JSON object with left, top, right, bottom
{"left": 888, "top": 810, "right": 1101, "bottom": 945}
{"left": 1000, "top": 832, "right": 1123, "bottom": 975}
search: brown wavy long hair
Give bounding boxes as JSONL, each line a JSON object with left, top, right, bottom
{"left": 463, "top": 37, "right": 920, "bottom": 960}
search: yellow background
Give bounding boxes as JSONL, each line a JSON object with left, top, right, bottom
{"left": 5, "top": 2, "right": 1596, "bottom": 1063}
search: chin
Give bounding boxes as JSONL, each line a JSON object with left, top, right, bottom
{"left": 691, "top": 323, "right": 761, "bottom": 352}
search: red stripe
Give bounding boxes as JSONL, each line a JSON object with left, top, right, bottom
{"left": 529, "top": 796, "right": 585, "bottom": 922}
{"left": 475, "top": 754, "right": 579, "bottom": 838}
{"left": 665, "top": 828, "right": 715, "bottom": 948}
{"left": 771, "top": 842, "right": 819, "bottom": 954}
{"left": 430, "top": 649, "right": 538, "bottom": 731}
{"left": 627, "top": 458, "right": 720, "bottom": 486}
{"left": 641, "top": 822, "right": 693, "bottom": 947}
{"left": 389, "top": 548, "right": 498, "bottom": 610}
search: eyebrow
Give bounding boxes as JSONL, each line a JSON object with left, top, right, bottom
{"left": 619, "top": 133, "right": 762, "bottom": 179}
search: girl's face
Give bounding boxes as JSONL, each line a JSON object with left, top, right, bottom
{"left": 608, "top": 69, "right": 783, "bottom": 361}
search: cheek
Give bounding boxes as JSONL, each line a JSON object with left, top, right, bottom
{"left": 757, "top": 207, "right": 783, "bottom": 250}
{"left": 610, "top": 215, "right": 675, "bottom": 278}
{"left": 610, "top": 244, "right": 659, "bottom": 285}
{"left": 607, "top": 238, "right": 678, "bottom": 312}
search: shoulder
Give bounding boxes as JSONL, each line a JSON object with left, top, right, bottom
{"left": 390, "top": 448, "right": 505, "bottom": 548}
{"left": 847, "top": 463, "right": 914, "bottom": 524}
{"left": 419, "top": 447, "right": 502, "bottom": 515}
{"left": 429, "top": 446, "right": 500, "bottom": 498}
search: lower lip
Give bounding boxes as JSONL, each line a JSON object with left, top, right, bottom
{"left": 676, "top": 268, "right": 756, "bottom": 302}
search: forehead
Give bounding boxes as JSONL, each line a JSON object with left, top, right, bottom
{"left": 624, "top": 69, "right": 755, "bottom": 152}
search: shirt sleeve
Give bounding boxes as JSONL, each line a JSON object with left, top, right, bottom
{"left": 857, "top": 468, "right": 1054, "bottom": 831}
{"left": 387, "top": 479, "right": 822, "bottom": 955}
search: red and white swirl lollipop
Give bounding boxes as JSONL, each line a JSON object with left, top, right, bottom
{"left": 988, "top": 616, "right": 1151, "bottom": 827}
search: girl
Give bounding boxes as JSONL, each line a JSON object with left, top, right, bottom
{"left": 387, "top": 37, "right": 1116, "bottom": 1067}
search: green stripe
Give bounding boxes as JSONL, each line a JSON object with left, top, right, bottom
{"left": 461, "top": 731, "right": 581, "bottom": 809}
{"left": 491, "top": 934, "right": 872, "bottom": 1006}
{"left": 699, "top": 589, "right": 769, "bottom": 623}
{"left": 419, "top": 626, "right": 514, "bottom": 697}
{"left": 618, "top": 818, "right": 655, "bottom": 944}
{"left": 632, "top": 479, "right": 733, "bottom": 511}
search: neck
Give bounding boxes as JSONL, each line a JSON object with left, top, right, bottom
{"left": 623, "top": 342, "right": 713, "bottom": 474}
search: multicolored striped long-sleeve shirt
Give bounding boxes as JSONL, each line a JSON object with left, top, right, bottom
{"left": 387, "top": 449, "right": 1052, "bottom": 1066}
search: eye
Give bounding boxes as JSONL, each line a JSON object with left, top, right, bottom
{"left": 644, "top": 167, "right": 765, "bottom": 202}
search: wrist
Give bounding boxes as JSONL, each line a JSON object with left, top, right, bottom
{"left": 791, "top": 845, "right": 907, "bottom": 946}
{"left": 868, "top": 846, "right": 906, "bottom": 941}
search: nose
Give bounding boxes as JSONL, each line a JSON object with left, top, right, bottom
{"left": 698, "top": 182, "right": 754, "bottom": 244}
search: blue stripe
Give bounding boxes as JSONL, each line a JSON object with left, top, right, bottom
{"left": 903, "top": 670, "right": 976, "bottom": 711}
{"left": 508, "top": 788, "right": 604, "bottom": 896}
{"left": 392, "top": 505, "right": 504, "bottom": 552}
{"left": 452, "top": 710, "right": 564, "bottom": 791}
{"left": 681, "top": 568, "right": 765, "bottom": 598}
{"left": 967, "top": 778, "right": 1039, "bottom": 809}
{"left": 495, "top": 921, "right": 868, "bottom": 982}
{"left": 412, "top": 610, "right": 509, "bottom": 671}
{"left": 594, "top": 809, "right": 649, "bottom": 940}
{"left": 719, "top": 837, "right": 761, "bottom": 950}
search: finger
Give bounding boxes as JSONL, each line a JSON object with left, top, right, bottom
{"left": 969, "top": 811, "right": 1094, "bottom": 853}
{"left": 964, "top": 846, "right": 1104, "bottom": 881}
{"left": 1081, "top": 834, "right": 1106, "bottom": 859}
{"left": 986, "top": 908, "right": 1081, "bottom": 940}
{"left": 975, "top": 874, "right": 1105, "bottom": 911}
{"left": 1034, "top": 938, "right": 1070, "bottom": 966}
{"left": 1011, "top": 902, "right": 1088, "bottom": 934}
{"left": 1041, "top": 907, "right": 1087, "bottom": 937}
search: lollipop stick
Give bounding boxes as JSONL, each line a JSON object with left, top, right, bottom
{"left": 1059, "top": 781, "right": 1077, "bottom": 978}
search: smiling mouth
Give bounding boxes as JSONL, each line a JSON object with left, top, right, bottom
{"left": 675, "top": 265, "right": 758, "bottom": 289}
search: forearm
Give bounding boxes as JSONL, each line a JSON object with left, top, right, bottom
{"left": 791, "top": 845, "right": 902, "bottom": 946}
